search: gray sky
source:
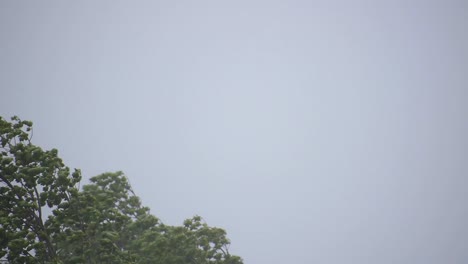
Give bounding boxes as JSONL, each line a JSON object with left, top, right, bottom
{"left": 1, "top": 1, "right": 467, "bottom": 263}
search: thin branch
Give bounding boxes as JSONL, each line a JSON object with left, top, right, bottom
{"left": 28, "top": 126, "right": 33, "bottom": 143}
{"left": 34, "top": 185, "right": 42, "bottom": 221}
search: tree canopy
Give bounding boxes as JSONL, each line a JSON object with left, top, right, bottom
{"left": 0, "top": 116, "right": 243, "bottom": 264}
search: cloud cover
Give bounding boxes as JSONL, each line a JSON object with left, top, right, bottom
{"left": 1, "top": 1, "right": 467, "bottom": 263}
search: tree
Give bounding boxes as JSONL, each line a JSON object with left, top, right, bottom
{"left": 50, "top": 171, "right": 243, "bottom": 264}
{"left": 132, "top": 216, "right": 243, "bottom": 264}
{"left": 0, "top": 116, "right": 81, "bottom": 263}
{"left": 47, "top": 171, "right": 154, "bottom": 263}
{"left": 0, "top": 116, "right": 243, "bottom": 264}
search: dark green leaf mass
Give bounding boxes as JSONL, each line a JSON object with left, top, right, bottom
{"left": 0, "top": 116, "right": 243, "bottom": 264}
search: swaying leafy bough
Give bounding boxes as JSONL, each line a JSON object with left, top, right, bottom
{"left": 0, "top": 116, "right": 243, "bottom": 264}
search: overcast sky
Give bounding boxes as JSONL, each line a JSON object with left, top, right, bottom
{"left": 1, "top": 1, "right": 467, "bottom": 263}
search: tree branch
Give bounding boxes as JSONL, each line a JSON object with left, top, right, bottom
{"left": 33, "top": 186, "right": 42, "bottom": 222}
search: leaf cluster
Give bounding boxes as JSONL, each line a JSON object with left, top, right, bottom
{"left": 1, "top": 116, "right": 81, "bottom": 263}
{"left": 0, "top": 116, "right": 243, "bottom": 264}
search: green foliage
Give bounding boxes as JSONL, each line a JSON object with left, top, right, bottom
{"left": 47, "top": 171, "right": 147, "bottom": 263}
{"left": 0, "top": 116, "right": 81, "bottom": 263}
{"left": 0, "top": 116, "right": 243, "bottom": 264}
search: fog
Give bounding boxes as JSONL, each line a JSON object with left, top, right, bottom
{"left": 1, "top": 1, "right": 467, "bottom": 263}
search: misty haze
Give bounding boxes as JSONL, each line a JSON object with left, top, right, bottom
{"left": 1, "top": 1, "right": 467, "bottom": 263}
